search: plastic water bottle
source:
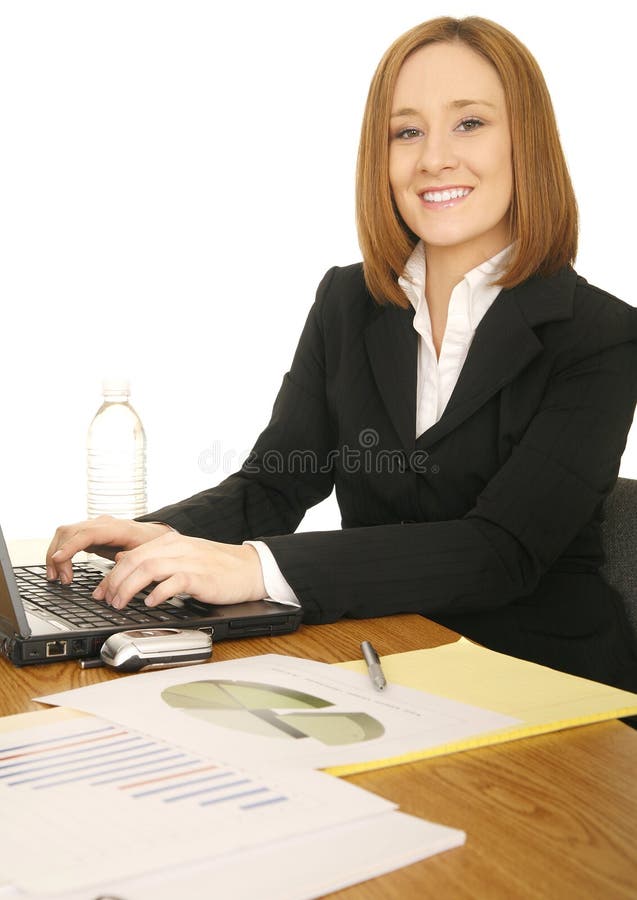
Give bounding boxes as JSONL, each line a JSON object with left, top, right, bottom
{"left": 87, "top": 378, "right": 147, "bottom": 519}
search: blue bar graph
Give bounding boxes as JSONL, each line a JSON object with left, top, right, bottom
{"left": 0, "top": 721, "right": 288, "bottom": 813}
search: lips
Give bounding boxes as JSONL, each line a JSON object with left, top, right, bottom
{"left": 420, "top": 187, "right": 473, "bottom": 203}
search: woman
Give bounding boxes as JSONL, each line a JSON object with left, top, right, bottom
{"left": 48, "top": 17, "right": 637, "bottom": 691}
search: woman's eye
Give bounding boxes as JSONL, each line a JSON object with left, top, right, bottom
{"left": 456, "top": 117, "right": 484, "bottom": 132}
{"left": 394, "top": 127, "right": 422, "bottom": 140}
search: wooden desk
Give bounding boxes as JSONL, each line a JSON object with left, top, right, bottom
{"left": 1, "top": 614, "right": 635, "bottom": 898}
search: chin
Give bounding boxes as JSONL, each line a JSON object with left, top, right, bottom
{"left": 416, "top": 230, "right": 476, "bottom": 249}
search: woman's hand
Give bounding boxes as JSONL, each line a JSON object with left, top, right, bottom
{"left": 46, "top": 516, "right": 172, "bottom": 584}
{"left": 90, "top": 531, "right": 267, "bottom": 609}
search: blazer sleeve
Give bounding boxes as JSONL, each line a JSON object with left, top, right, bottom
{"left": 260, "top": 301, "right": 637, "bottom": 624}
{"left": 136, "top": 268, "right": 339, "bottom": 543}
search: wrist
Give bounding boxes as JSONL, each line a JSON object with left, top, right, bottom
{"left": 243, "top": 544, "right": 267, "bottom": 601}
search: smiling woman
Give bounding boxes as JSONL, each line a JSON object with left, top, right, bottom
{"left": 388, "top": 44, "right": 513, "bottom": 274}
{"left": 387, "top": 41, "right": 515, "bottom": 354}
{"left": 357, "top": 16, "right": 578, "bottom": 309}
{"left": 47, "top": 16, "right": 637, "bottom": 697}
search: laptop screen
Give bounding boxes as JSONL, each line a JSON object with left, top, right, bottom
{"left": 0, "top": 527, "right": 31, "bottom": 638}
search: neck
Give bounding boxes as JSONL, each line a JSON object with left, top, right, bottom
{"left": 424, "top": 238, "right": 509, "bottom": 311}
{"left": 422, "top": 238, "right": 510, "bottom": 361}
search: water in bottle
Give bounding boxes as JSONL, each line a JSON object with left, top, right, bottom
{"left": 87, "top": 378, "right": 147, "bottom": 519}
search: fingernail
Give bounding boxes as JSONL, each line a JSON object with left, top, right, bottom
{"left": 92, "top": 587, "right": 103, "bottom": 600}
{"left": 46, "top": 567, "right": 55, "bottom": 581}
{"left": 111, "top": 596, "right": 121, "bottom": 609}
{"left": 52, "top": 550, "right": 62, "bottom": 560}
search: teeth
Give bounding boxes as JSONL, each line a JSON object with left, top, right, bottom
{"left": 422, "top": 187, "right": 472, "bottom": 202}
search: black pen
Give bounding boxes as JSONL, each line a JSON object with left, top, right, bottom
{"left": 361, "top": 640, "right": 387, "bottom": 691}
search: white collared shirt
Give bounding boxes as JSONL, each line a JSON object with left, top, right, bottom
{"left": 399, "top": 240, "right": 511, "bottom": 435}
{"left": 247, "top": 242, "right": 512, "bottom": 604}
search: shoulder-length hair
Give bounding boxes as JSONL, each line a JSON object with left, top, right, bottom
{"left": 356, "top": 16, "right": 578, "bottom": 307}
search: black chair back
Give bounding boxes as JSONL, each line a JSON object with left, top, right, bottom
{"left": 600, "top": 477, "right": 637, "bottom": 642}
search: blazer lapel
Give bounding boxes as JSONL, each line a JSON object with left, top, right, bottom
{"left": 363, "top": 265, "right": 578, "bottom": 453}
{"left": 417, "top": 265, "right": 578, "bottom": 447}
{"left": 364, "top": 303, "right": 418, "bottom": 452}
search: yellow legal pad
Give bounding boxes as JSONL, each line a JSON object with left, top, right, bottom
{"left": 327, "top": 637, "right": 637, "bottom": 777}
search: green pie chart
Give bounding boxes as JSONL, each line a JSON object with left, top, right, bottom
{"left": 161, "top": 679, "right": 384, "bottom": 745}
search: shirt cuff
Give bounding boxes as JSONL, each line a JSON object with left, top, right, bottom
{"left": 243, "top": 540, "right": 301, "bottom": 607}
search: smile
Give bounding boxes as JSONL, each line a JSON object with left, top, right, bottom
{"left": 420, "top": 187, "right": 473, "bottom": 203}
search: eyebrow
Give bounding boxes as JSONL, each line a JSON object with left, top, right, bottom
{"left": 390, "top": 99, "right": 497, "bottom": 118}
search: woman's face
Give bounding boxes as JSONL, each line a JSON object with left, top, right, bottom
{"left": 389, "top": 40, "right": 513, "bottom": 267}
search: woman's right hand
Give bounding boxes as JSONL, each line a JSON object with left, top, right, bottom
{"left": 46, "top": 517, "right": 172, "bottom": 584}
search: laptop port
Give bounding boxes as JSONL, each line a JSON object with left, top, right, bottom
{"left": 46, "top": 640, "right": 68, "bottom": 658}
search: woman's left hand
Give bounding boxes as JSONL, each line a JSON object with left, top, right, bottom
{"left": 91, "top": 531, "right": 266, "bottom": 609}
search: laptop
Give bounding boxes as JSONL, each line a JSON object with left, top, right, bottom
{"left": 0, "top": 525, "right": 303, "bottom": 666}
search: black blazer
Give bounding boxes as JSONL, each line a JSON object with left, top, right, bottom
{"left": 143, "top": 263, "right": 637, "bottom": 691}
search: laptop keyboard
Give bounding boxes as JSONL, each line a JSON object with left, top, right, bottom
{"left": 15, "top": 564, "right": 197, "bottom": 629}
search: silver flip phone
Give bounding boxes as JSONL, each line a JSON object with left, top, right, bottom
{"left": 100, "top": 627, "right": 213, "bottom": 672}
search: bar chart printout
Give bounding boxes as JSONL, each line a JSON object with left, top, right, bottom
{"left": 0, "top": 716, "right": 394, "bottom": 894}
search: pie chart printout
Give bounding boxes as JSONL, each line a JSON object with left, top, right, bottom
{"left": 161, "top": 680, "right": 385, "bottom": 745}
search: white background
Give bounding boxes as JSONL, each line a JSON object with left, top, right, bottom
{"left": 0, "top": 0, "right": 635, "bottom": 541}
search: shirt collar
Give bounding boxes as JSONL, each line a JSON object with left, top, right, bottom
{"left": 398, "top": 240, "right": 514, "bottom": 314}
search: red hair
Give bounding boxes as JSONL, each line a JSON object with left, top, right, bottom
{"left": 356, "top": 16, "right": 578, "bottom": 307}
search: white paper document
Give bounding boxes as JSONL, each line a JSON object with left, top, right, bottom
{"left": 5, "top": 811, "right": 465, "bottom": 900}
{"left": 0, "top": 713, "right": 464, "bottom": 898}
{"left": 37, "top": 654, "right": 520, "bottom": 770}
{"left": 0, "top": 715, "right": 390, "bottom": 894}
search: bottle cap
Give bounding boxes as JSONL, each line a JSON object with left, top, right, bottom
{"left": 102, "top": 377, "right": 131, "bottom": 398}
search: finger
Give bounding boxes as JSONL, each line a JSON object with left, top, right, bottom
{"left": 46, "top": 528, "right": 63, "bottom": 579}
{"left": 91, "top": 576, "right": 109, "bottom": 602}
{"left": 46, "top": 524, "right": 83, "bottom": 581}
{"left": 93, "top": 551, "right": 130, "bottom": 603}
{"left": 49, "top": 535, "right": 87, "bottom": 585}
{"left": 104, "top": 556, "right": 184, "bottom": 610}
{"left": 101, "top": 531, "right": 186, "bottom": 597}
{"left": 51, "top": 525, "right": 117, "bottom": 564}
{"left": 144, "top": 573, "right": 192, "bottom": 608}
{"left": 46, "top": 516, "right": 163, "bottom": 584}
{"left": 49, "top": 520, "right": 127, "bottom": 583}
{"left": 47, "top": 516, "right": 132, "bottom": 584}
{"left": 46, "top": 518, "right": 107, "bottom": 563}
{"left": 95, "top": 539, "right": 165, "bottom": 602}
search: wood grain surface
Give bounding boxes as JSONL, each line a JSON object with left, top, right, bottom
{"left": 1, "top": 614, "right": 636, "bottom": 898}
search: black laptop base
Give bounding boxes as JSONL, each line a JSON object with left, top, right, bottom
{"left": 3, "top": 560, "right": 303, "bottom": 667}
{"left": 5, "top": 598, "right": 302, "bottom": 667}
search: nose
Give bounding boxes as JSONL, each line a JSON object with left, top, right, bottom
{"left": 416, "top": 129, "right": 458, "bottom": 175}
